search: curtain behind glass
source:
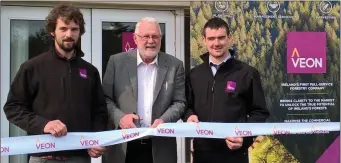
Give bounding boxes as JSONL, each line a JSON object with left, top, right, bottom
{"left": 9, "top": 20, "right": 47, "bottom": 163}
{"left": 10, "top": 20, "right": 29, "bottom": 163}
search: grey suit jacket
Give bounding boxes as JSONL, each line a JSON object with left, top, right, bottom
{"left": 102, "top": 49, "right": 186, "bottom": 163}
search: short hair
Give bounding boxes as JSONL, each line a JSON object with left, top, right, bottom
{"left": 202, "top": 17, "right": 230, "bottom": 37}
{"left": 134, "top": 17, "right": 162, "bottom": 35}
{"left": 45, "top": 3, "right": 85, "bottom": 36}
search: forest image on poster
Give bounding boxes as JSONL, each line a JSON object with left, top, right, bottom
{"left": 190, "top": 1, "right": 340, "bottom": 163}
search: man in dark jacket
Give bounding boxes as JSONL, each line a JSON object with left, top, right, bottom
{"left": 184, "top": 17, "right": 270, "bottom": 163}
{"left": 3, "top": 4, "right": 108, "bottom": 163}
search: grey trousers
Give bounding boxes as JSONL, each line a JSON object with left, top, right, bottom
{"left": 29, "top": 156, "right": 91, "bottom": 163}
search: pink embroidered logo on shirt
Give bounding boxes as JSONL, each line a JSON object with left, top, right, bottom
{"left": 225, "top": 81, "right": 236, "bottom": 93}
{"left": 79, "top": 68, "right": 87, "bottom": 79}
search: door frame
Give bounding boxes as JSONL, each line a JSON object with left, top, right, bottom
{"left": 0, "top": 6, "right": 92, "bottom": 163}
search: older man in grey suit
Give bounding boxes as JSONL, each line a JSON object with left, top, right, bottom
{"left": 102, "top": 17, "right": 186, "bottom": 163}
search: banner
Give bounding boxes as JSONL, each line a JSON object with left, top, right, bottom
{"left": 122, "top": 32, "right": 136, "bottom": 52}
{"left": 1, "top": 122, "right": 339, "bottom": 156}
{"left": 190, "top": 1, "right": 340, "bottom": 163}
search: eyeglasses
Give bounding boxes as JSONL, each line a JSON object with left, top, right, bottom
{"left": 135, "top": 33, "right": 162, "bottom": 41}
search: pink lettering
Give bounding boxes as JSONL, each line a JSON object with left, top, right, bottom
{"left": 235, "top": 130, "right": 252, "bottom": 136}
{"left": 196, "top": 129, "right": 214, "bottom": 135}
{"left": 80, "top": 140, "right": 99, "bottom": 146}
{"left": 36, "top": 143, "right": 56, "bottom": 149}
{"left": 1, "top": 147, "right": 9, "bottom": 153}
{"left": 157, "top": 128, "right": 175, "bottom": 134}
{"left": 123, "top": 132, "right": 139, "bottom": 139}
{"left": 273, "top": 130, "right": 291, "bottom": 135}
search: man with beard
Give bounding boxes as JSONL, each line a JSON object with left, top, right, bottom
{"left": 183, "top": 17, "right": 270, "bottom": 163}
{"left": 102, "top": 17, "right": 186, "bottom": 163}
{"left": 3, "top": 4, "right": 108, "bottom": 163}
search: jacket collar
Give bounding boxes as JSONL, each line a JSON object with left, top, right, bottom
{"left": 200, "top": 49, "right": 236, "bottom": 64}
{"left": 49, "top": 45, "right": 84, "bottom": 60}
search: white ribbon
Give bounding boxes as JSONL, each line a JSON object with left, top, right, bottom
{"left": 1, "top": 122, "right": 339, "bottom": 156}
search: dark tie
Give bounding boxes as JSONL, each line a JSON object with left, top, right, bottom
{"left": 210, "top": 63, "right": 220, "bottom": 70}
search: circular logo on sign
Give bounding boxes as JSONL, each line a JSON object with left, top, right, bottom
{"left": 215, "top": 1, "right": 229, "bottom": 12}
{"left": 267, "top": 1, "right": 280, "bottom": 13}
{"left": 320, "top": 0, "right": 332, "bottom": 14}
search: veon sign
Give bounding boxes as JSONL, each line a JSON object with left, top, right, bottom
{"left": 122, "top": 130, "right": 139, "bottom": 139}
{"left": 122, "top": 32, "right": 136, "bottom": 52}
{"left": 273, "top": 126, "right": 291, "bottom": 135}
{"left": 195, "top": 124, "right": 214, "bottom": 136}
{"left": 286, "top": 32, "right": 326, "bottom": 74}
{"left": 235, "top": 126, "right": 252, "bottom": 136}
{"left": 157, "top": 128, "right": 175, "bottom": 134}
{"left": 1, "top": 146, "right": 10, "bottom": 153}
{"left": 80, "top": 136, "right": 99, "bottom": 147}
{"left": 35, "top": 138, "right": 56, "bottom": 150}
{"left": 291, "top": 48, "right": 323, "bottom": 68}
{"left": 125, "top": 42, "right": 135, "bottom": 52}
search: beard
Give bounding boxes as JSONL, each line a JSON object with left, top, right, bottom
{"left": 56, "top": 38, "right": 77, "bottom": 52}
{"left": 141, "top": 46, "right": 160, "bottom": 58}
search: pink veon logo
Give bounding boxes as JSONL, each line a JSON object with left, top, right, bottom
{"left": 125, "top": 42, "right": 135, "bottom": 52}
{"left": 35, "top": 138, "right": 56, "bottom": 150}
{"left": 78, "top": 68, "right": 87, "bottom": 79}
{"left": 80, "top": 136, "right": 99, "bottom": 147}
{"left": 195, "top": 124, "right": 214, "bottom": 135}
{"left": 1, "top": 146, "right": 10, "bottom": 153}
{"left": 122, "top": 130, "right": 140, "bottom": 139}
{"left": 286, "top": 32, "right": 326, "bottom": 74}
{"left": 225, "top": 81, "right": 236, "bottom": 93}
{"left": 273, "top": 126, "right": 291, "bottom": 135}
{"left": 157, "top": 128, "right": 175, "bottom": 134}
{"left": 122, "top": 32, "right": 137, "bottom": 52}
{"left": 235, "top": 126, "right": 252, "bottom": 136}
{"left": 311, "top": 125, "right": 329, "bottom": 134}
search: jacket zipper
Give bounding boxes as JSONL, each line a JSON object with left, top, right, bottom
{"left": 67, "top": 61, "right": 72, "bottom": 105}
{"left": 210, "top": 79, "right": 215, "bottom": 122}
{"left": 68, "top": 62, "right": 71, "bottom": 74}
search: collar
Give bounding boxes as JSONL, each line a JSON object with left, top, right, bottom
{"left": 50, "top": 44, "right": 84, "bottom": 60}
{"left": 137, "top": 50, "right": 158, "bottom": 66}
{"left": 209, "top": 52, "right": 231, "bottom": 66}
{"left": 55, "top": 50, "right": 77, "bottom": 60}
{"left": 200, "top": 49, "right": 235, "bottom": 63}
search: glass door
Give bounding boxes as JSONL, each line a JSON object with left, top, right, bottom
{"left": 0, "top": 6, "right": 91, "bottom": 163}
{"left": 91, "top": 9, "right": 175, "bottom": 78}
{"left": 91, "top": 9, "right": 185, "bottom": 163}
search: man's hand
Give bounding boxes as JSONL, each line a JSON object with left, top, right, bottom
{"left": 187, "top": 115, "right": 199, "bottom": 123}
{"left": 120, "top": 114, "right": 139, "bottom": 129}
{"left": 150, "top": 119, "right": 164, "bottom": 128}
{"left": 43, "top": 120, "right": 67, "bottom": 137}
{"left": 87, "top": 146, "right": 106, "bottom": 158}
{"left": 225, "top": 137, "right": 243, "bottom": 150}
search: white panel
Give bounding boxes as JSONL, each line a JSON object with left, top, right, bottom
{"left": 81, "top": 8, "right": 92, "bottom": 63}
{"left": 175, "top": 9, "right": 186, "bottom": 163}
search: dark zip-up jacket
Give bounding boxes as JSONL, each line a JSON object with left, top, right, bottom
{"left": 3, "top": 47, "right": 108, "bottom": 157}
{"left": 183, "top": 50, "right": 270, "bottom": 161}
